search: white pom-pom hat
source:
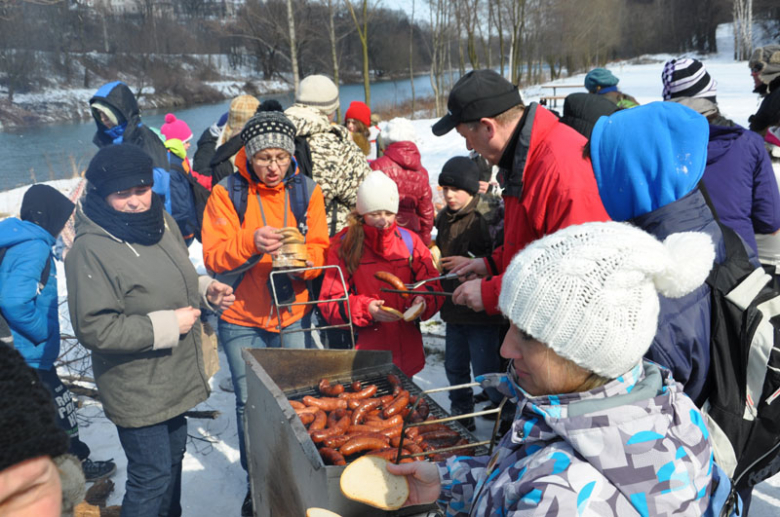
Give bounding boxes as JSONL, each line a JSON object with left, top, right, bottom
{"left": 498, "top": 221, "right": 715, "bottom": 379}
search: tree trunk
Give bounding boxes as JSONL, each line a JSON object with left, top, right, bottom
{"left": 328, "top": 0, "right": 341, "bottom": 120}
{"left": 409, "top": 0, "right": 416, "bottom": 118}
{"left": 286, "top": 0, "right": 299, "bottom": 97}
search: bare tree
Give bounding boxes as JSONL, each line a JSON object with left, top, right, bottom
{"left": 287, "top": 0, "right": 300, "bottom": 95}
{"left": 733, "top": 0, "right": 753, "bottom": 60}
{"left": 409, "top": 0, "right": 416, "bottom": 117}
{"left": 343, "top": 0, "right": 376, "bottom": 106}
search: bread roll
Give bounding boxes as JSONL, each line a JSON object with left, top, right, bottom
{"left": 403, "top": 302, "right": 425, "bottom": 322}
{"left": 306, "top": 509, "right": 342, "bottom": 517}
{"left": 339, "top": 456, "right": 409, "bottom": 511}
{"left": 378, "top": 305, "right": 404, "bottom": 319}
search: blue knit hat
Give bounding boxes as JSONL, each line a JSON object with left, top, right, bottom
{"left": 589, "top": 102, "right": 709, "bottom": 221}
{"left": 584, "top": 68, "right": 620, "bottom": 93}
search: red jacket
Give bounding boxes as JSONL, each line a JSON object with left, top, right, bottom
{"left": 318, "top": 222, "right": 443, "bottom": 377}
{"left": 481, "top": 104, "right": 610, "bottom": 315}
{"left": 371, "top": 142, "right": 435, "bottom": 246}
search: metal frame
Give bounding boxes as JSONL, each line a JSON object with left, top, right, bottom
{"left": 394, "top": 381, "right": 508, "bottom": 463}
{"left": 269, "top": 264, "right": 356, "bottom": 349}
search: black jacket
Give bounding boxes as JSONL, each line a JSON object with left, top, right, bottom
{"left": 209, "top": 135, "right": 244, "bottom": 185}
{"left": 560, "top": 92, "right": 619, "bottom": 139}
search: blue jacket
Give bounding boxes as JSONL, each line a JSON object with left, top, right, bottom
{"left": 0, "top": 218, "right": 60, "bottom": 370}
{"left": 631, "top": 189, "right": 725, "bottom": 406}
{"left": 702, "top": 124, "right": 780, "bottom": 253}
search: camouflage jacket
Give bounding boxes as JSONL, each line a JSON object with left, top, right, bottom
{"left": 285, "top": 104, "right": 372, "bottom": 236}
{"left": 438, "top": 361, "right": 715, "bottom": 516}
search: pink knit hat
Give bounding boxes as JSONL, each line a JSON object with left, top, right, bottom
{"left": 160, "top": 114, "right": 193, "bottom": 143}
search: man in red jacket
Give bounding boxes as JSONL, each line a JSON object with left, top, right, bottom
{"left": 434, "top": 70, "right": 609, "bottom": 314}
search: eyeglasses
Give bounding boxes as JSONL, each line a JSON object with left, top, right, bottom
{"left": 751, "top": 64, "right": 764, "bottom": 74}
{"left": 253, "top": 155, "right": 291, "bottom": 167}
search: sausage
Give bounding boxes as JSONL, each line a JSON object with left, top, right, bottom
{"left": 407, "top": 410, "right": 424, "bottom": 423}
{"left": 420, "top": 436, "right": 461, "bottom": 449}
{"left": 338, "top": 384, "right": 378, "bottom": 401}
{"left": 378, "top": 425, "right": 403, "bottom": 439}
{"left": 415, "top": 422, "right": 451, "bottom": 434}
{"left": 295, "top": 406, "right": 321, "bottom": 416}
{"left": 366, "top": 447, "right": 414, "bottom": 463}
{"left": 289, "top": 400, "right": 306, "bottom": 410}
{"left": 418, "top": 429, "right": 461, "bottom": 441}
{"left": 319, "top": 447, "right": 346, "bottom": 466}
{"left": 350, "top": 381, "right": 362, "bottom": 392}
{"left": 344, "top": 432, "right": 390, "bottom": 445}
{"left": 416, "top": 398, "right": 430, "bottom": 420}
{"left": 382, "top": 391, "right": 409, "bottom": 418}
{"left": 405, "top": 442, "right": 425, "bottom": 461}
{"left": 351, "top": 398, "right": 384, "bottom": 426}
{"left": 322, "top": 435, "right": 352, "bottom": 449}
{"left": 386, "top": 374, "right": 403, "bottom": 396}
{"left": 318, "top": 379, "right": 345, "bottom": 397}
{"left": 379, "top": 394, "right": 395, "bottom": 405}
{"left": 308, "top": 410, "right": 327, "bottom": 431}
{"left": 347, "top": 424, "right": 383, "bottom": 435}
{"left": 298, "top": 413, "right": 315, "bottom": 426}
{"left": 340, "top": 436, "right": 394, "bottom": 456}
{"left": 303, "top": 396, "right": 347, "bottom": 411}
{"left": 310, "top": 416, "right": 350, "bottom": 443}
{"left": 373, "top": 414, "right": 404, "bottom": 429}
{"left": 374, "top": 271, "right": 409, "bottom": 298}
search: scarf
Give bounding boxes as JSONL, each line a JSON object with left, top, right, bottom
{"left": 83, "top": 190, "right": 165, "bottom": 245}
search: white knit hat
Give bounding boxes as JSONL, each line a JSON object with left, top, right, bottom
{"left": 296, "top": 75, "right": 340, "bottom": 115}
{"left": 378, "top": 117, "right": 418, "bottom": 150}
{"left": 356, "top": 171, "right": 399, "bottom": 215}
{"left": 498, "top": 221, "right": 715, "bottom": 379}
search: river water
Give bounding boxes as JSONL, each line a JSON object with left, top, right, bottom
{"left": 0, "top": 73, "right": 447, "bottom": 192}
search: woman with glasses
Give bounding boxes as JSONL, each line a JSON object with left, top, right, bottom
{"left": 201, "top": 110, "right": 329, "bottom": 516}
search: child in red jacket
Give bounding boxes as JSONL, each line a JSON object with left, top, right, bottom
{"left": 318, "top": 171, "right": 443, "bottom": 377}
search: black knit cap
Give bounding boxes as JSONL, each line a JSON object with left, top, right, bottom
{"left": 432, "top": 70, "right": 522, "bottom": 136}
{"left": 21, "top": 184, "right": 76, "bottom": 238}
{"left": 0, "top": 345, "right": 68, "bottom": 472}
{"left": 85, "top": 144, "right": 154, "bottom": 197}
{"left": 439, "top": 156, "right": 480, "bottom": 195}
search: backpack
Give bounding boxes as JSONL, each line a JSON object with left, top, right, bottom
{"left": 294, "top": 135, "right": 313, "bottom": 179}
{"left": 215, "top": 158, "right": 316, "bottom": 288}
{"left": 0, "top": 246, "right": 52, "bottom": 347}
{"left": 702, "top": 222, "right": 780, "bottom": 506}
{"left": 167, "top": 152, "right": 211, "bottom": 243}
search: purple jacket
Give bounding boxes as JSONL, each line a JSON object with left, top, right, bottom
{"left": 701, "top": 125, "right": 780, "bottom": 253}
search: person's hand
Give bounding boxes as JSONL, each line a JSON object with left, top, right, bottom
{"left": 440, "top": 255, "right": 471, "bottom": 272}
{"left": 452, "top": 278, "right": 485, "bottom": 312}
{"left": 253, "top": 226, "right": 283, "bottom": 255}
{"left": 478, "top": 180, "right": 489, "bottom": 194}
{"left": 174, "top": 306, "right": 201, "bottom": 334}
{"left": 450, "top": 257, "right": 488, "bottom": 280}
{"left": 368, "top": 299, "right": 402, "bottom": 322}
{"left": 206, "top": 281, "right": 236, "bottom": 311}
{"left": 385, "top": 461, "right": 441, "bottom": 507}
{"left": 409, "top": 296, "right": 426, "bottom": 311}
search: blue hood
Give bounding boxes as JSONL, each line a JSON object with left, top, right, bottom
{"left": 590, "top": 102, "right": 709, "bottom": 221}
{"left": 0, "top": 218, "right": 55, "bottom": 249}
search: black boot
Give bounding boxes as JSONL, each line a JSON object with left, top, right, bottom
{"left": 241, "top": 489, "right": 253, "bottom": 517}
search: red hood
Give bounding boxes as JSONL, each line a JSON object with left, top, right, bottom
{"left": 382, "top": 141, "right": 423, "bottom": 171}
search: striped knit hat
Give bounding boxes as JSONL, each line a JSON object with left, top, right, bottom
{"left": 240, "top": 111, "right": 296, "bottom": 158}
{"left": 662, "top": 58, "right": 717, "bottom": 101}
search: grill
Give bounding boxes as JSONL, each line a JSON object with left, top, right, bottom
{"left": 242, "top": 348, "right": 486, "bottom": 516}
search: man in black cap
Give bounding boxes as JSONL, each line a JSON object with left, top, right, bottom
{"left": 434, "top": 69, "right": 609, "bottom": 315}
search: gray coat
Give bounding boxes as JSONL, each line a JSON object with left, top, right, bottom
{"left": 65, "top": 206, "right": 211, "bottom": 428}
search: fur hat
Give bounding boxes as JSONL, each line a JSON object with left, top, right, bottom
{"left": 356, "top": 171, "right": 399, "bottom": 215}
{"left": 296, "top": 75, "right": 340, "bottom": 115}
{"left": 662, "top": 58, "right": 717, "bottom": 101}
{"left": 584, "top": 68, "right": 619, "bottom": 93}
{"left": 378, "top": 118, "right": 418, "bottom": 150}
{"left": 160, "top": 113, "right": 193, "bottom": 143}
{"left": 749, "top": 45, "right": 780, "bottom": 90}
{"left": 499, "top": 221, "right": 715, "bottom": 379}
{"left": 345, "top": 101, "right": 371, "bottom": 127}
{"left": 85, "top": 144, "right": 154, "bottom": 197}
{"left": 240, "top": 111, "right": 297, "bottom": 158}
{"left": 0, "top": 345, "right": 69, "bottom": 472}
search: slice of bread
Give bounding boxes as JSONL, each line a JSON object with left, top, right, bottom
{"left": 340, "top": 455, "right": 409, "bottom": 510}
{"left": 306, "top": 508, "right": 342, "bottom": 517}
{"left": 403, "top": 302, "right": 425, "bottom": 322}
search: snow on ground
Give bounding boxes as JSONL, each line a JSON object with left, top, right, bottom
{"left": 3, "top": 23, "right": 780, "bottom": 515}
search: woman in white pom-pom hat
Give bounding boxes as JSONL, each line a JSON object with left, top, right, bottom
{"left": 386, "top": 221, "right": 737, "bottom": 516}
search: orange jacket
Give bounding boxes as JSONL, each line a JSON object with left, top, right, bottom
{"left": 202, "top": 147, "right": 329, "bottom": 331}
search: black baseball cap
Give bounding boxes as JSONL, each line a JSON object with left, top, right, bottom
{"left": 432, "top": 70, "right": 523, "bottom": 136}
